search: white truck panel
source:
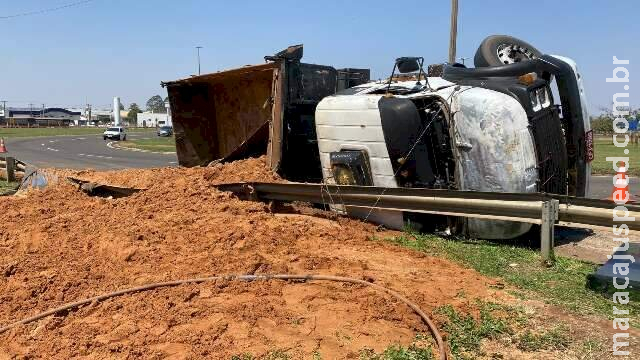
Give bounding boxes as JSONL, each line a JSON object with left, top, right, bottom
{"left": 449, "top": 87, "right": 538, "bottom": 239}
{"left": 316, "top": 94, "right": 403, "bottom": 228}
{"left": 316, "top": 81, "right": 540, "bottom": 238}
{"left": 317, "top": 140, "right": 390, "bottom": 158}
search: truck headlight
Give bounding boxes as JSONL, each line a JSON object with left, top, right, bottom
{"left": 530, "top": 90, "right": 541, "bottom": 112}
{"left": 538, "top": 87, "right": 551, "bottom": 108}
{"left": 530, "top": 87, "right": 551, "bottom": 112}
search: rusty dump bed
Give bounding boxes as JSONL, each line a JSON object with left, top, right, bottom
{"left": 163, "top": 62, "right": 280, "bottom": 169}
{"left": 163, "top": 45, "right": 370, "bottom": 182}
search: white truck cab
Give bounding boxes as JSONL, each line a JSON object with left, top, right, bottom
{"left": 316, "top": 50, "right": 591, "bottom": 239}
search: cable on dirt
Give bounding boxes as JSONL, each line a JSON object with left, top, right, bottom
{"left": 0, "top": 273, "right": 447, "bottom": 360}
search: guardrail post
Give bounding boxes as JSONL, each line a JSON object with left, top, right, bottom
{"left": 4, "top": 157, "right": 16, "bottom": 182}
{"left": 541, "top": 199, "right": 559, "bottom": 263}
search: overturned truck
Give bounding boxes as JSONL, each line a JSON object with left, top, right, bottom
{"left": 163, "top": 36, "right": 592, "bottom": 239}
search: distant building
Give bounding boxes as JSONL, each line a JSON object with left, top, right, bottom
{"left": 137, "top": 112, "right": 172, "bottom": 128}
{"left": 3, "top": 107, "right": 81, "bottom": 127}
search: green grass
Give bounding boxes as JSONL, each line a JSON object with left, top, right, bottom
{"left": 118, "top": 137, "right": 176, "bottom": 152}
{"left": 232, "top": 337, "right": 435, "bottom": 360}
{"left": 592, "top": 138, "right": 639, "bottom": 176}
{"left": 0, "top": 127, "right": 148, "bottom": 138}
{"left": 516, "top": 325, "right": 570, "bottom": 352}
{"left": 360, "top": 334, "right": 435, "bottom": 360}
{"left": 0, "top": 181, "right": 19, "bottom": 195}
{"left": 379, "top": 233, "right": 640, "bottom": 328}
{"left": 433, "top": 301, "right": 571, "bottom": 359}
{"left": 435, "top": 303, "right": 511, "bottom": 357}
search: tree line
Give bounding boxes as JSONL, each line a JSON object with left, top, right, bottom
{"left": 591, "top": 107, "right": 638, "bottom": 134}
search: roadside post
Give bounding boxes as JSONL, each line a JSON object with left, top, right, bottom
{"left": 1, "top": 156, "right": 16, "bottom": 183}
{"left": 541, "top": 199, "right": 560, "bottom": 263}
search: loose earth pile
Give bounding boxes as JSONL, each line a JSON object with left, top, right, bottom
{"left": 1, "top": 157, "right": 505, "bottom": 358}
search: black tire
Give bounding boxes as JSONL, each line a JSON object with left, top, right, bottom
{"left": 474, "top": 35, "right": 542, "bottom": 67}
{"left": 103, "top": 136, "right": 107, "bottom": 140}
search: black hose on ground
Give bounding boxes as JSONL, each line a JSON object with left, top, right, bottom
{"left": 0, "top": 274, "right": 447, "bottom": 360}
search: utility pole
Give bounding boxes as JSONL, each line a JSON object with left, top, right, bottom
{"left": 196, "top": 46, "right": 203, "bottom": 75}
{"left": 448, "top": 0, "right": 459, "bottom": 64}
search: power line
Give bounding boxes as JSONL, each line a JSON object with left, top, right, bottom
{"left": 0, "top": 0, "right": 95, "bottom": 20}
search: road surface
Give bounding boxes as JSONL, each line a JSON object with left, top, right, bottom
{"left": 590, "top": 175, "right": 637, "bottom": 200}
{"left": 3, "top": 131, "right": 177, "bottom": 170}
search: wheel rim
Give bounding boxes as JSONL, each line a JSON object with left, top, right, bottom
{"left": 496, "top": 43, "right": 537, "bottom": 64}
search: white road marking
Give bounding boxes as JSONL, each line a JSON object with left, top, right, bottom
{"left": 41, "top": 143, "right": 45, "bottom": 146}
{"left": 78, "top": 153, "right": 113, "bottom": 160}
{"left": 46, "top": 147, "right": 59, "bottom": 152}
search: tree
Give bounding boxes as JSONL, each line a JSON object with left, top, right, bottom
{"left": 591, "top": 115, "right": 613, "bottom": 134}
{"left": 146, "top": 95, "right": 165, "bottom": 113}
{"left": 127, "top": 103, "right": 143, "bottom": 125}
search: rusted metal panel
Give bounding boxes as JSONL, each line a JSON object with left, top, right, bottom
{"left": 267, "top": 64, "right": 284, "bottom": 171}
{"left": 164, "top": 45, "right": 366, "bottom": 181}
{"left": 165, "top": 63, "right": 279, "bottom": 167}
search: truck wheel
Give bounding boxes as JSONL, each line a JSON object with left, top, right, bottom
{"left": 474, "top": 35, "right": 542, "bottom": 67}
{"left": 103, "top": 136, "right": 107, "bottom": 140}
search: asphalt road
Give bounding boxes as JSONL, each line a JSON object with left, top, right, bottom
{"left": 3, "top": 130, "right": 177, "bottom": 170}
{"left": 590, "top": 175, "right": 637, "bottom": 200}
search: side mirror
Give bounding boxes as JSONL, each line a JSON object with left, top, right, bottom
{"left": 396, "top": 57, "right": 421, "bottom": 73}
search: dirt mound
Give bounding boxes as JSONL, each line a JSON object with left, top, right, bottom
{"left": 49, "top": 156, "right": 283, "bottom": 189}
{"left": 0, "top": 158, "right": 504, "bottom": 358}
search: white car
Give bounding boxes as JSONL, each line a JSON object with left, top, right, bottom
{"left": 103, "top": 127, "right": 127, "bottom": 141}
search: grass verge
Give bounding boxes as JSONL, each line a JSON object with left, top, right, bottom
{"left": 435, "top": 301, "right": 573, "bottom": 359}
{"left": 379, "top": 233, "right": 640, "bottom": 328}
{"left": 0, "top": 127, "right": 148, "bottom": 138}
{"left": 592, "top": 138, "right": 639, "bottom": 176}
{"left": 118, "top": 137, "right": 176, "bottom": 152}
{"left": 0, "top": 181, "right": 19, "bottom": 195}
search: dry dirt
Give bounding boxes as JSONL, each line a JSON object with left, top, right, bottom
{"left": 0, "top": 157, "right": 626, "bottom": 359}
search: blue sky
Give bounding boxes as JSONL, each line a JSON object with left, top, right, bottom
{"left": 0, "top": 0, "right": 637, "bottom": 112}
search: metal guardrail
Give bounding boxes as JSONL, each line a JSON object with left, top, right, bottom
{"left": 216, "top": 182, "right": 640, "bottom": 262}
